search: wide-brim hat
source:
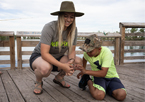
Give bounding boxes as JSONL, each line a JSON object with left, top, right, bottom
{"left": 51, "top": 1, "right": 84, "bottom": 17}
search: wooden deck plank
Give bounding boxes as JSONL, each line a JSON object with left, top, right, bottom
{"left": 116, "top": 65, "right": 145, "bottom": 78}
{"left": 15, "top": 69, "right": 57, "bottom": 102}
{"left": 56, "top": 73, "right": 136, "bottom": 102}
{"left": 69, "top": 64, "right": 145, "bottom": 102}
{"left": 44, "top": 74, "right": 94, "bottom": 102}
{"left": 0, "top": 64, "right": 144, "bottom": 102}
{"left": 116, "top": 64, "right": 145, "bottom": 74}
{"left": 51, "top": 76, "right": 103, "bottom": 102}
{"left": 124, "top": 85, "right": 144, "bottom": 100}
{"left": 44, "top": 75, "right": 89, "bottom": 102}
{"left": 118, "top": 72, "right": 145, "bottom": 85}
{"left": 1, "top": 71, "right": 25, "bottom": 102}
{"left": 28, "top": 69, "right": 104, "bottom": 102}
{"left": 0, "top": 71, "right": 9, "bottom": 102}
{"left": 7, "top": 69, "right": 48, "bottom": 102}
{"left": 116, "top": 66, "right": 145, "bottom": 90}
{"left": 26, "top": 69, "right": 72, "bottom": 102}
{"left": 52, "top": 72, "right": 138, "bottom": 102}
{"left": 51, "top": 72, "right": 119, "bottom": 102}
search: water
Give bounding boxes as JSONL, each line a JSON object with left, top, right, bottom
{"left": 0, "top": 40, "right": 145, "bottom": 68}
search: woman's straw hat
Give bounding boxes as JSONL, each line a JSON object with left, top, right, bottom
{"left": 51, "top": 1, "right": 84, "bottom": 17}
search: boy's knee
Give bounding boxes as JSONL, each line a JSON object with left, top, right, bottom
{"left": 116, "top": 92, "right": 126, "bottom": 101}
{"left": 93, "top": 91, "right": 105, "bottom": 100}
{"left": 114, "top": 89, "right": 126, "bottom": 101}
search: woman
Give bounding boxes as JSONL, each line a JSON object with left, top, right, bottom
{"left": 29, "top": 1, "right": 84, "bottom": 95}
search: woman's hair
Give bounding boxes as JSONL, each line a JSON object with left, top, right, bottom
{"left": 57, "top": 13, "right": 76, "bottom": 54}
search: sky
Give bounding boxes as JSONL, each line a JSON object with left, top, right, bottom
{"left": 0, "top": 0, "right": 145, "bottom": 33}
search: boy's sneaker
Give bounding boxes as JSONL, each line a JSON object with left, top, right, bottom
{"left": 78, "top": 74, "right": 91, "bottom": 90}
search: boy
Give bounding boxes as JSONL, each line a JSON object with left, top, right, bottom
{"left": 76, "top": 34, "right": 126, "bottom": 101}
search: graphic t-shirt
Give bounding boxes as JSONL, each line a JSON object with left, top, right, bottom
{"left": 84, "top": 47, "right": 119, "bottom": 78}
{"left": 33, "top": 21, "right": 77, "bottom": 59}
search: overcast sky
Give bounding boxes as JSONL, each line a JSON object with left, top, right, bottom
{"left": 0, "top": 0, "right": 145, "bottom": 33}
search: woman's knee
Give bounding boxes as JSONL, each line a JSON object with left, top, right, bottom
{"left": 75, "top": 57, "right": 82, "bottom": 64}
{"left": 39, "top": 64, "right": 52, "bottom": 76}
{"left": 93, "top": 91, "right": 105, "bottom": 100}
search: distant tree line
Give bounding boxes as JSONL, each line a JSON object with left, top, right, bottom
{"left": 125, "top": 28, "right": 145, "bottom": 33}
{"left": 23, "top": 36, "right": 40, "bottom": 39}
{"left": 0, "top": 28, "right": 145, "bottom": 41}
{"left": 125, "top": 28, "right": 145, "bottom": 40}
{"left": 0, "top": 36, "right": 9, "bottom": 41}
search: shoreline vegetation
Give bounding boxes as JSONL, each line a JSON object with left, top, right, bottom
{"left": 0, "top": 28, "right": 145, "bottom": 41}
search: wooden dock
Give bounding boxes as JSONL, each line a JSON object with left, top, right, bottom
{"left": 0, "top": 63, "right": 144, "bottom": 102}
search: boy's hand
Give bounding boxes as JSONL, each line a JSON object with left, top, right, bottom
{"left": 74, "top": 64, "right": 82, "bottom": 70}
{"left": 77, "top": 72, "right": 83, "bottom": 79}
{"left": 75, "top": 64, "right": 86, "bottom": 73}
{"left": 75, "top": 64, "right": 86, "bottom": 79}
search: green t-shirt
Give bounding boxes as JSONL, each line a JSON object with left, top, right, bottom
{"left": 84, "top": 46, "right": 119, "bottom": 78}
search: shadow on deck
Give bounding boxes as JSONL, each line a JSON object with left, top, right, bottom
{"left": 0, "top": 64, "right": 145, "bottom": 102}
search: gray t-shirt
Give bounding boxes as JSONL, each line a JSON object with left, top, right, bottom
{"left": 33, "top": 21, "right": 77, "bottom": 59}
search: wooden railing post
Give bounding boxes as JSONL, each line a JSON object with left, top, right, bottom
{"left": 119, "top": 25, "right": 125, "bottom": 65}
{"left": 114, "top": 37, "right": 120, "bottom": 65}
{"left": 0, "top": 31, "right": 15, "bottom": 69}
{"left": 16, "top": 32, "right": 41, "bottom": 69}
{"left": 9, "top": 35, "right": 15, "bottom": 69}
{"left": 17, "top": 36, "right": 22, "bottom": 69}
{"left": 119, "top": 22, "right": 145, "bottom": 64}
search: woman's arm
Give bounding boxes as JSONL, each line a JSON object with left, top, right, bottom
{"left": 68, "top": 45, "right": 76, "bottom": 60}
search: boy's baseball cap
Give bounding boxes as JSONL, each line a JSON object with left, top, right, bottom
{"left": 79, "top": 34, "right": 102, "bottom": 52}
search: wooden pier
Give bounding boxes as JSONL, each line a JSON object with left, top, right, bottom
{"left": 0, "top": 22, "right": 145, "bottom": 102}
{"left": 0, "top": 63, "right": 145, "bottom": 102}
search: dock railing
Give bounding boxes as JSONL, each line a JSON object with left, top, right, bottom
{"left": 1, "top": 22, "right": 145, "bottom": 69}
{"left": 0, "top": 31, "right": 15, "bottom": 69}
{"left": 16, "top": 31, "right": 121, "bottom": 69}
{"left": 16, "top": 31, "right": 41, "bottom": 69}
{"left": 119, "top": 22, "right": 145, "bottom": 64}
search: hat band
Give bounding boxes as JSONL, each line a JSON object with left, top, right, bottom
{"left": 59, "top": 10, "right": 76, "bottom": 13}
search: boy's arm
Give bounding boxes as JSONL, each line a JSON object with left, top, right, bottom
{"left": 77, "top": 63, "right": 108, "bottom": 78}
{"left": 82, "top": 57, "right": 87, "bottom": 69}
{"left": 76, "top": 57, "right": 108, "bottom": 78}
{"left": 85, "top": 67, "right": 108, "bottom": 77}
{"left": 76, "top": 57, "right": 87, "bottom": 79}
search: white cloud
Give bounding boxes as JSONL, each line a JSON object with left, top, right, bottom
{"left": 0, "top": 0, "right": 145, "bottom": 33}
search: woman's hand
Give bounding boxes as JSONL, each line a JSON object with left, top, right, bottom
{"left": 66, "top": 61, "right": 75, "bottom": 76}
{"left": 61, "top": 63, "right": 74, "bottom": 76}
{"left": 68, "top": 59, "right": 74, "bottom": 64}
{"left": 68, "top": 59, "right": 75, "bottom": 66}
